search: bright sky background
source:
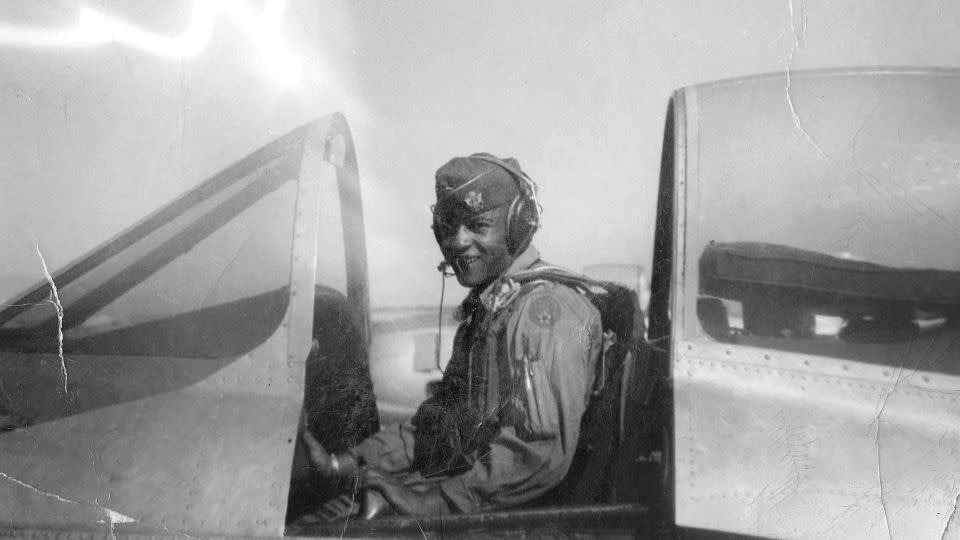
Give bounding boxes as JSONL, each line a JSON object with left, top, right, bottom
{"left": 1, "top": 1, "right": 960, "bottom": 308}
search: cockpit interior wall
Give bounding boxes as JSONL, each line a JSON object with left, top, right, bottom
{"left": 0, "top": 115, "right": 354, "bottom": 537}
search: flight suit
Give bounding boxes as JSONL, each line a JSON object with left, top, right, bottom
{"left": 347, "top": 247, "right": 603, "bottom": 513}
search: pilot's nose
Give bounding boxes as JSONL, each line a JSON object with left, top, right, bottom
{"left": 450, "top": 225, "right": 473, "bottom": 250}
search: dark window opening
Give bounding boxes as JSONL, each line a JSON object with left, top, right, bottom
{"left": 687, "top": 74, "right": 960, "bottom": 378}
{"left": 698, "top": 241, "right": 960, "bottom": 373}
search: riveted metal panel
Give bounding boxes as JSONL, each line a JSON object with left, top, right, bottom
{"left": 675, "top": 339, "right": 960, "bottom": 539}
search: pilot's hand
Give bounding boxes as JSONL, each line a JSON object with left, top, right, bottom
{"left": 302, "top": 430, "right": 358, "bottom": 478}
{"left": 361, "top": 468, "right": 452, "bottom": 516}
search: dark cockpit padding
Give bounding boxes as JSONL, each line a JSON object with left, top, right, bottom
{"left": 700, "top": 242, "right": 960, "bottom": 310}
{"left": 287, "top": 285, "right": 379, "bottom": 522}
{"left": 302, "top": 285, "right": 379, "bottom": 453}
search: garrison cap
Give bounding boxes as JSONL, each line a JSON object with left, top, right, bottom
{"left": 434, "top": 153, "right": 521, "bottom": 215}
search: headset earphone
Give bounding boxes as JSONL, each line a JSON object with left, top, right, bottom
{"left": 432, "top": 154, "right": 542, "bottom": 255}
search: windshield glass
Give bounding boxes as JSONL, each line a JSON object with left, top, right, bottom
{"left": 688, "top": 72, "right": 960, "bottom": 371}
{"left": 0, "top": 131, "right": 305, "bottom": 358}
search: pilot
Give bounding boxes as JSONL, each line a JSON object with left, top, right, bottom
{"left": 303, "top": 153, "right": 602, "bottom": 515}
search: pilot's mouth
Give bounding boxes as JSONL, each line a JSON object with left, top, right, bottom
{"left": 453, "top": 255, "right": 480, "bottom": 273}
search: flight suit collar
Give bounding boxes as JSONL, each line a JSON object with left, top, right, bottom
{"left": 467, "top": 246, "right": 541, "bottom": 314}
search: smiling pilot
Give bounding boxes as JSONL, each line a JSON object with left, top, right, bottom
{"left": 304, "top": 153, "right": 603, "bottom": 516}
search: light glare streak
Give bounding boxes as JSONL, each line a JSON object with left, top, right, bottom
{"left": 0, "top": 1, "right": 302, "bottom": 86}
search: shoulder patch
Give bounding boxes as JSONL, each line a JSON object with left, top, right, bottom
{"left": 528, "top": 295, "right": 561, "bottom": 328}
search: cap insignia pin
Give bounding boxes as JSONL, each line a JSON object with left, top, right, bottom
{"left": 464, "top": 191, "right": 483, "bottom": 211}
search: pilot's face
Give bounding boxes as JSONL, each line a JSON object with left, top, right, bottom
{"left": 435, "top": 205, "right": 513, "bottom": 289}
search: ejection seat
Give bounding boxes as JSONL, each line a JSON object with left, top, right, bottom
{"left": 548, "top": 286, "right": 667, "bottom": 509}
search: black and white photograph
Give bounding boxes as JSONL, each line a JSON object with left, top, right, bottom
{"left": 1, "top": 1, "right": 959, "bottom": 538}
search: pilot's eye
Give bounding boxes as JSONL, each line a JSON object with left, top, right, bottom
{"left": 466, "top": 220, "right": 491, "bottom": 233}
{"left": 433, "top": 216, "right": 492, "bottom": 238}
{"left": 433, "top": 219, "right": 458, "bottom": 238}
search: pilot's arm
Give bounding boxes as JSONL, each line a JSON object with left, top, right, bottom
{"left": 304, "top": 320, "right": 474, "bottom": 479}
{"left": 305, "top": 286, "right": 601, "bottom": 515}
{"left": 343, "top": 315, "right": 477, "bottom": 474}
{"left": 438, "top": 285, "right": 602, "bottom": 512}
